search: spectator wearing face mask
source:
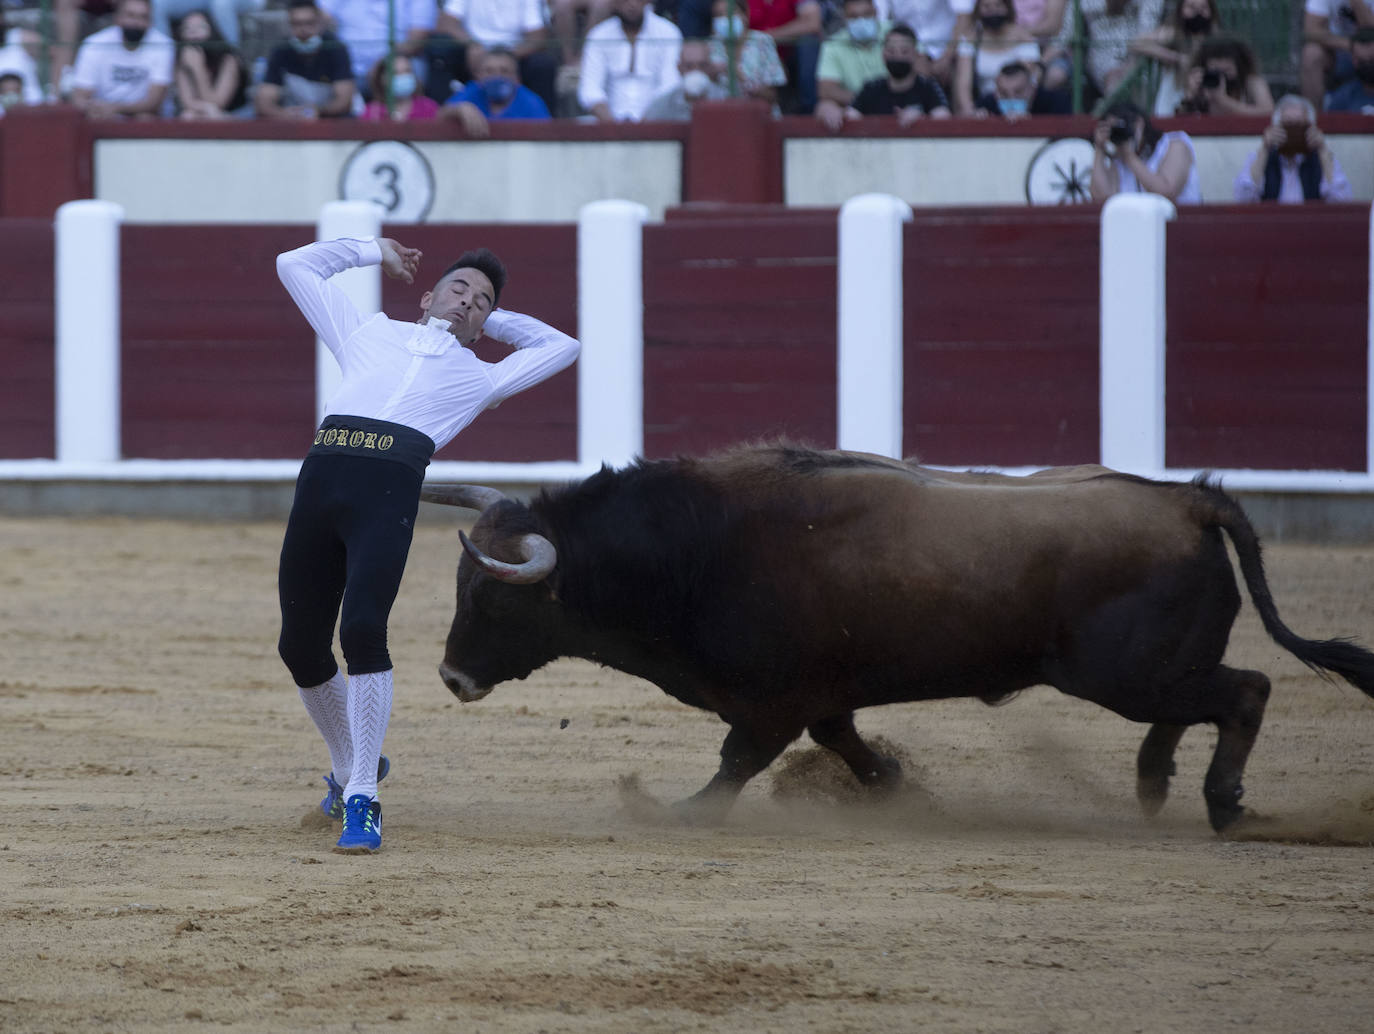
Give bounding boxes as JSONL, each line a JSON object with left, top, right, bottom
{"left": 952, "top": 0, "right": 1041, "bottom": 115}
{"left": 708, "top": 0, "right": 788, "bottom": 105}
{"left": 1326, "top": 25, "right": 1374, "bottom": 112}
{"left": 817, "top": 0, "right": 891, "bottom": 109}
{"left": 816, "top": 21, "right": 948, "bottom": 129}
{"left": 979, "top": 57, "right": 1041, "bottom": 116}
{"left": 69, "top": 0, "right": 176, "bottom": 117}
{"left": 1128, "top": 0, "right": 1222, "bottom": 116}
{"left": 643, "top": 37, "right": 730, "bottom": 118}
{"left": 1175, "top": 33, "right": 1273, "bottom": 117}
{"left": 579, "top": 0, "right": 683, "bottom": 121}
{"left": 254, "top": 0, "right": 355, "bottom": 119}
{"left": 442, "top": 46, "right": 550, "bottom": 137}
{"left": 1302, "top": 0, "right": 1374, "bottom": 107}
{"left": 1233, "top": 94, "right": 1351, "bottom": 203}
{"left": 362, "top": 54, "right": 439, "bottom": 120}
{"left": 0, "top": 70, "right": 26, "bottom": 113}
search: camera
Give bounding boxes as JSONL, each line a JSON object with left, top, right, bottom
{"left": 1201, "top": 69, "right": 1224, "bottom": 90}
{"left": 1108, "top": 117, "right": 1134, "bottom": 145}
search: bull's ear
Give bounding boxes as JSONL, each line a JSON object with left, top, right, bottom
{"left": 420, "top": 484, "right": 510, "bottom": 512}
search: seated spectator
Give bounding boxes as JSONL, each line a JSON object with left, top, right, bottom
{"left": 1233, "top": 94, "right": 1352, "bottom": 203}
{"left": 1302, "top": 0, "right": 1373, "bottom": 107}
{"left": 708, "top": 0, "right": 787, "bottom": 104}
{"left": 362, "top": 53, "right": 439, "bottom": 120}
{"left": 884, "top": 0, "right": 974, "bottom": 86}
{"left": 680, "top": 0, "right": 822, "bottom": 110}
{"left": 643, "top": 36, "right": 729, "bottom": 117}
{"left": 319, "top": 0, "right": 435, "bottom": 101}
{"left": 1174, "top": 34, "right": 1273, "bottom": 117}
{"left": 817, "top": 0, "right": 891, "bottom": 110}
{"left": 441, "top": 45, "right": 550, "bottom": 136}
{"left": 172, "top": 9, "right": 248, "bottom": 118}
{"left": 1090, "top": 100, "right": 1201, "bottom": 203}
{"left": 817, "top": 21, "right": 949, "bottom": 128}
{"left": 0, "top": 69, "right": 26, "bottom": 111}
{"left": 152, "top": 0, "right": 263, "bottom": 48}
{"left": 1326, "top": 25, "right": 1374, "bottom": 111}
{"left": 0, "top": 23, "right": 44, "bottom": 103}
{"left": 1052, "top": 0, "right": 1165, "bottom": 98}
{"left": 434, "top": 0, "right": 558, "bottom": 114}
{"left": 977, "top": 57, "right": 1050, "bottom": 116}
{"left": 254, "top": 0, "right": 354, "bottom": 119}
{"left": 69, "top": 0, "right": 175, "bottom": 117}
{"left": 578, "top": 0, "right": 682, "bottom": 121}
{"left": 952, "top": 0, "right": 1041, "bottom": 114}
{"left": 1128, "top": 0, "right": 1221, "bottom": 116}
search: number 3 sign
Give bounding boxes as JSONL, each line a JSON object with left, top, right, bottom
{"left": 339, "top": 140, "right": 436, "bottom": 223}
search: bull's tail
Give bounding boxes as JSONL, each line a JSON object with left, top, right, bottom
{"left": 1197, "top": 477, "right": 1374, "bottom": 698}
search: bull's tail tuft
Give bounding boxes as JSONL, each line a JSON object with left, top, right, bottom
{"left": 1196, "top": 478, "right": 1374, "bottom": 699}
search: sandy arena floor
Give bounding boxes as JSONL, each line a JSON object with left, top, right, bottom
{"left": 1, "top": 514, "right": 1372, "bottom": 1033}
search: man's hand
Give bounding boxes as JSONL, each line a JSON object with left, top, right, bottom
{"left": 1261, "top": 123, "right": 1285, "bottom": 151}
{"left": 378, "top": 238, "right": 422, "bottom": 283}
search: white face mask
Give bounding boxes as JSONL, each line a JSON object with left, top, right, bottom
{"left": 848, "top": 16, "right": 879, "bottom": 43}
{"left": 712, "top": 14, "right": 746, "bottom": 38}
{"left": 682, "top": 68, "right": 713, "bottom": 97}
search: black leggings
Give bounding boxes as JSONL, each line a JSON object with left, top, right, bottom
{"left": 277, "top": 454, "right": 422, "bottom": 687}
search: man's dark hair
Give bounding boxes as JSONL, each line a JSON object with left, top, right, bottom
{"left": 887, "top": 23, "right": 918, "bottom": 44}
{"left": 998, "top": 60, "right": 1032, "bottom": 78}
{"left": 442, "top": 249, "right": 507, "bottom": 307}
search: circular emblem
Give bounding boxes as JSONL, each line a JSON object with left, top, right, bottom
{"left": 339, "top": 140, "right": 436, "bottom": 223}
{"left": 1024, "top": 138, "right": 1096, "bottom": 205}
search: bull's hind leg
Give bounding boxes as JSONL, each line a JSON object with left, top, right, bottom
{"left": 1201, "top": 666, "right": 1271, "bottom": 834}
{"left": 808, "top": 713, "right": 902, "bottom": 792}
{"left": 1136, "top": 723, "right": 1187, "bottom": 817}
{"left": 675, "top": 722, "right": 797, "bottom": 825}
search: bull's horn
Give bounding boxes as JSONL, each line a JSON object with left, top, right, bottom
{"left": 419, "top": 484, "right": 510, "bottom": 512}
{"left": 459, "top": 529, "right": 557, "bottom": 584}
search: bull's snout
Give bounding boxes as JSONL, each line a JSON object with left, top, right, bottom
{"left": 438, "top": 662, "right": 493, "bottom": 702}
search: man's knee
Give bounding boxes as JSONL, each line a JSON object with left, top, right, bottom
{"left": 278, "top": 635, "right": 338, "bottom": 689}
{"left": 338, "top": 614, "right": 391, "bottom": 674}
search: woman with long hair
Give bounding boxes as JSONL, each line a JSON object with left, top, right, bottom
{"left": 1128, "top": 0, "right": 1220, "bottom": 115}
{"left": 172, "top": 9, "right": 248, "bottom": 118}
{"left": 1090, "top": 100, "right": 1202, "bottom": 203}
{"left": 952, "top": 0, "right": 1042, "bottom": 115}
{"left": 362, "top": 53, "right": 439, "bottom": 121}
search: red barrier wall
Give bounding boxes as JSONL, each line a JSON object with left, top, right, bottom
{"left": 0, "top": 219, "right": 56, "bottom": 459}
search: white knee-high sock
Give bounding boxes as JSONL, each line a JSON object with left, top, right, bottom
{"left": 298, "top": 670, "right": 352, "bottom": 782}
{"left": 344, "top": 669, "right": 393, "bottom": 801}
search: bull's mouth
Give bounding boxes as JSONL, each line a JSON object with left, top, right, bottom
{"left": 438, "top": 663, "right": 493, "bottom": 702}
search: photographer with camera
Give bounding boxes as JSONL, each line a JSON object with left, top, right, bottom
{"left": 1176, "top": 34, "right": 1273, "bottom": 116}
{"left": 1232, "top": 94, "right": 1351, "bottom": 203}
{"left": 1090, "top": 100, "right": 1201, "bottom": 203}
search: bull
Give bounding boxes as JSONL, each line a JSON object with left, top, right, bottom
{"left": 420, "top": 443, "right": 1374, "bottom": 833}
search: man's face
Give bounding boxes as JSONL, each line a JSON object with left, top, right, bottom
{"left": 421, "top": 267, "right": 496, "bottom": 343}
{"left": 1352, "top": 37, "right": 1374, "bottom": 65}
{"left": 115, "top": 0, "right": 151, "bottom": 32}
{"left": 844, "top": 1, "right": 877, "bottom": 21}
{"left": 288, "top": 5, "right": 322, "bottom": 42}
{"left": 882, "top": 34, "right": 917, "bottom": 65}
{"left": 616, "top": 0, "right": 648, "bottom": 25}
{"left": 996, "top": 69, "right": 1034, "bottom": 99}
{"left": 679, "top": 42, "right": 713, "bottom": 76}
{"left": 479, "top": 52, "right": 519, "bottom": 82}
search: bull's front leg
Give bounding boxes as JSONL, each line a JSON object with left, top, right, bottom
{"left": 808, "top": 712, "right": 903, "bottom": 791}
{"left": 674, "top": 722, "right": 797, "bottom": 825}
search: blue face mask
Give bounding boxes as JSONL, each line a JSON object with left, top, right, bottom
{"left": 848, "top": 17, "right": 879, "bottom": 43}
{"left": 290, "top": 34, "right": 322, "bottom": 54}
{"left": 482, "top": 77, "right": 516, "bottom": 105}
{"left": 712, "top": 14, "right": 746, "bottom": 38}
{"left": 1000, "top": 96, "right": 1029, "bottom": 115}
{"left": 389, "top": 71, "right": 417, "bottom": 98}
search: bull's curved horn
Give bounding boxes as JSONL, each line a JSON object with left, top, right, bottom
{"left": 459, "top": 529, "right": 557, "bottom": 584}
{"left": 419, "top": 484, "right": 510, "bottom": 512}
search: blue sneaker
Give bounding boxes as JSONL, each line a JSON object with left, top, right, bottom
{"left": 320, "top": 755, "right": 390, "bottom": 821}
{"left": 335, "top": 795, "right": 382, "bottom": 854}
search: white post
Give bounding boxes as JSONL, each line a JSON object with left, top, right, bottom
{"left": 1367, "top": 202, "right": 1374, "bottom": 475}
{"left": 1099, "top": 193, "right": 1176, "bottom": 474}
{"left": 55, "top": 200, "right": 125, "bottom": 464}
{"left": 837, "top": 193, "right": 913, "bottom": 458}
{"left": 577, "top": 199, "right": 648, "bottom": 468}
{"left": 315, "top": 201, "right": 384, "bottom": 423}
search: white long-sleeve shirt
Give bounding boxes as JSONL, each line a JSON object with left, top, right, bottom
{"left": 277, "top": 237, "right": 581, "bottom": 451}
{"left": 577, "top": 11, "right": 683, "bottom": 121}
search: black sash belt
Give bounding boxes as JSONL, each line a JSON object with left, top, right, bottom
{"left": 307, "top": 415, "right": 436, "bottom": 475}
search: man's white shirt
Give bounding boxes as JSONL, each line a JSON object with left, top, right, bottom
{"left": 578, "top": 11, "right": 683, "bottom": 121}
{"left": 70, "top": 25, "right": 174, "bottom": 105}
{"left": 441, "top": 0, "right": 546, "bottom": 47}
{"left": 277, "top": 238, "right": 581, "bottom": 450}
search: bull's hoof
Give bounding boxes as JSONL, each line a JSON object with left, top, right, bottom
{"left": 858, "top": 755, "right": 904, "bottom": 793}
{"left": 1205, "top": 783, "right": 1246, "bottom": 834}
{"left": 1136, "top": 776, "right": 1170, "bottom": 818}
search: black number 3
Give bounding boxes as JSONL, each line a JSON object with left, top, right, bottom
{"left": 371, "top": 162, "right": 401, "bottom": 213}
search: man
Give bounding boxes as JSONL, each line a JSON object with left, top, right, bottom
{"left": 441, "top": 46, "right": 551, "bottom": 137}
{"left": 318, "top": 0, "right": 436, "bottom": 99}
{"left": 642, "top": 36, "right": 729, "bottom": 119}
{"left": 579, "top": 0, "right": 683, "bottom": 121}
{"left": 1233, "top": 94, "right": 1352, "bottom": 204}
{"left": 0, "top": 71, "right": 26, "bottom": 112}
{"left": 1326, "top": 24, "right": 1374, "bottom": 111}
{"left": 436, "top": 0, "right": 558, "bottom": 113}
{"left": 69, "top": 0, "right": 175, "bottom": 117}
{"left": 816, "top": 21, "right": 948, "bottom": 128}
{"left": 1301, "top": 0, "right": 1374, "bottom": 106}
{"left": 816, "top": 0, "right": 891, "bottom": 110}
{"left": 276, "top": 235, "right": 580, "bottom": 854}
{"left": 255, "top": 0, "right": 355, "bottom": 120}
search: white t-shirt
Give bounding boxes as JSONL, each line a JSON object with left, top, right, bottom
{"left": 1305, "top": 0, "right": 1361, "bottom": 37}
{"left": 319, "top": 0, "right": 438, "bottom": 81}
{"left": 277, "top": 238, "right": 581, "bottom": 450}
{"left": 578, "top": 10, "right": 683, "bottom": 121}
{"left": 886, "top": 0, "right": 976, "bottom": 59}
{"left": 70, "top": 25, "right": 174, "bottom": 105}
{"left": 441, "top": 0, "right": 546, "bottom": 47}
